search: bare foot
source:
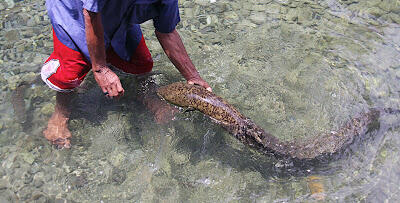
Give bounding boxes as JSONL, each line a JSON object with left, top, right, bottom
{"left": 153, "top": 105, "right": 178, "bottom": 124}
{"left": 141, "top": 93, "right": 178, "bottom": 124}
{"left": 43, "top": 113, "right": 71, "bottom": 149}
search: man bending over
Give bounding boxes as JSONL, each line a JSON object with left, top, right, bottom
{"left": 41, "top": 0, "right": 211, "bottom": 148}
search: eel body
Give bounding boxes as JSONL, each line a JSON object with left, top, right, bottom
{"left": 157, "top": 82, "right": 380, "bottom": 160}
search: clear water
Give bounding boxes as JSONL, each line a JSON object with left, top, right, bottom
{"left": 1, "top": 0, "right": 400, "bottom": 202}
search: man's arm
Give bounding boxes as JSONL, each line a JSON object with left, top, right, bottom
{"left": 83, "top": 9, "right": 124, "bottom": 98}
{"left": 155, "top": 29, "right": 212, "bottom": 92}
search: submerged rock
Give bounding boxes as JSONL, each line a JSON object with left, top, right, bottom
{"left": 5, "top": 0, "right": 15, "bottom": 9}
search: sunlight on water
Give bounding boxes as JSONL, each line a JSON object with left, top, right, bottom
{"left": 0, "top": 0, "right": 400, "bottom": 202}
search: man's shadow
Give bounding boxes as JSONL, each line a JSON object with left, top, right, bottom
{"left": 68, "top": 71, "right": 157, "bottom": 124}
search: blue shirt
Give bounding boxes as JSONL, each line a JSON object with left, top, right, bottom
{"left": 46, "top": 0, "right": 181, "bottom": 62}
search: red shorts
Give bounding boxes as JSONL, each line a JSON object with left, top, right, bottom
{"left": 41, "top": 30, "right": 153, "bottom": 92}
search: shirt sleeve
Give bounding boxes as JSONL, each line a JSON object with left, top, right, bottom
{"left": 81, "top": 0, "right": 107, "bottom": 12}
{"left": 153, "top": 0, "right": 181, "bottom": 33}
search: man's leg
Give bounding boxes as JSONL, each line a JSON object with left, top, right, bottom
{"left": 43, "top": 92, "right": 73, "bottom": 148}
{"left": 136, "top": 76, "right": 178, "bottom": 124}
{"left": 41, "top": 29, "right": 91, "bottom": 148}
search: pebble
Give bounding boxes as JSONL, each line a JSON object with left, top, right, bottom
{"left": 0, "top": 179, "right": 10, "bottom": 190}
{"left": 23, "top": 172, "right": 33, "bottom": 184}
{"left": 0, "top": 167, "right": 5, "bottom": 177}
{"left": 4, "top": 30, "right": 20, "bottom": 42}
{"left": 388, "top": 13, "right": 400, "bottom": 24}
{"left": 110, "top": 168, "right": 126, "bottom": 185}
{"left": 249, "top": 12, "right": 266, "bottom": 24}
{"left": 0, "top": 190, "right": 17, "bottom": 203}
{"left": 55, "top": 198, "right": 69, "bottom": 203}
{"left": 194, "top": 0, "right": 209, "bottom": 6}
{"left": 40, "top": 103, "right": 54, "bottom": 116}
{"left": 18, "top": 186, "right": 34, "bottom": 200}
{"left": 2, "top": 153, "right": 17, "bottom": 169}
{"left": 378, "top": 0, "right": 398, "bottom": 12}
{"left": 110, "top": 151, "right": 126, "bottom": 167}
{"left": 33, "top": 179, "right": 44, "bottom": 188}
{"left": 5, "top": 0, "right": 14, "bottom": 9}
{"left": 30, "top": 191, "right": 48, "bottom": 202}
{"left": 26, "top": 18, "right": 35, "bottom": 27}
{"left": 70, "top": 174, "right": 88, "bottom": 188}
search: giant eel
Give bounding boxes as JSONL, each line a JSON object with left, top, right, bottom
{"left": 157, "top": 82, "right": 382, "bottom": 160}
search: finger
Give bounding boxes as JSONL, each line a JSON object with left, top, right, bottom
{"left": 102, "top": 87, "right": 111, "bottom": 98}
{"left": 111, "top": 83, "right": 118, "bottom": 98}
{"left": 101, "top": 87, "right": 108, "bottom": 94}
{"left": 110, "top": 85, "right": 118, "bottom": 97}
{"left": 200, "top": 82, "right": 212, "bottom": 92}
{"left": 187, "top": 80, "right": 212, "bottom": 92}
{"left": 106, "top": 87, "right": 113, "bottom": 99}
{"left": 116, "top": 81, "right": 124, "bottom": 97}
{"left": 113, "top": 83, "right": 123, "bottom": 99}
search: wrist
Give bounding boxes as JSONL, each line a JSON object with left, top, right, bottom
{"left": 185, "top": 73, "right": 202, "bottom": 82}
{"left": 92, "top": 64, "right": 108, "bottom": 73}
{"left": 181, "top": 63, "right": 201, "bottom": 81}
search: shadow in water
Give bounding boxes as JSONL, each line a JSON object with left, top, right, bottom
{"left": 166, "top": 109, "right": 400, "bottom": 180}
{"left": 11, "top": 74, "right": 400, "bottom": 181}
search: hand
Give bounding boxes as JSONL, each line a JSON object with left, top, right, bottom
{"left": 93, "top": 66, "right": 124, "bottom": 99}
{"left": 187, "top": 77, "right": 212, "bottom": 92}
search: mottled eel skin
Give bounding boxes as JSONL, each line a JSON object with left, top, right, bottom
{"left": 157, "top": 82, "right": 380, "bottom": 160}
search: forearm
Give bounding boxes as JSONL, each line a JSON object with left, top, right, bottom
{"left": 83, "top": 9, "right": 106, "bottom": 72}
{"left": 155, "top": 29, "right": 201, "bottom": 81}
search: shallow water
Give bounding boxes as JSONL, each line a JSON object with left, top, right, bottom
{"left": 1, "top": 0, "right": 400, "bottom": 202}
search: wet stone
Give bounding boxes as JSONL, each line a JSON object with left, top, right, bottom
{"left": 366, "top": 7, "right": 385, "bottom": 18}
{"left": 33, "top": 172, "right": 45, "bottom": 183}
{"left": 33, "top": 179, "right": 44, "bottom": 188}
{"left": 2, "top": 152, "right": 17, "bottom": 169}
{"left": 0, "top": 167, "right": 5, "bottom": 177}
{"left": 110, "top": 150, "right": 126, "bottom": 167}
{"left": 26, "top": 18, "right": 36, "bottom": 27}
{"left": 30, "top": 191, "right": 49, "bottom": 203}
{"left": 4, "top": 30, "right": 20, "bottom": 42}
{"left": 265, "top": 3, "right": 281, "bottom": 14}
{"left": 297, "top": 7, "right": 313, "bottom": 25}
{"left": 387, "top": 13, "right": 400, "bottom": 24}
{"left": 0, "top": 179, "right": 10, "bottom": 190}
{"left": 0, "top": 190, "right": 17, "bottom": 203}
{"left": 28, "top": 164, "right": 41, "bottom": 175}
{"left": 40, "top": 103, "right": 54, "bottom": 116}
{"left": 55, "top": 198, "right": 70, "bottom": 203}
{"left": 20, "top": 152, "right": 35, "bottom": 165}
{"left": 378, "top": 0, "right": 398, "bottom": 12}
{"left": 194, "top": 0, "right": 209, "bottom": 6}
{"left": 110, "top": 167, "right": 127, "bottom": 185}
{"left": 70, "top": 174, "right": 88, "bottom": 189}
{"left": 18, "top": 186, "right": 34, "bottom": 201}
{"left": 5, "top": 0, "right": 15, "bottom": 9}
{"left": 250, "top": 12, "right": 266, "bottom": 24}
{"left": 275, "top": 0, "right": 290, "bottom": 6}
{"left": 23, "top": 171, "right": 33, "bottom": 184}
{"left": 285, "top": 8, "right": 300, "bottom": 23}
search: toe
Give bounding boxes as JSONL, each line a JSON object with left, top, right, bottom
{"left": 52, "top": 138, "right": 71, "bottom": 149}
